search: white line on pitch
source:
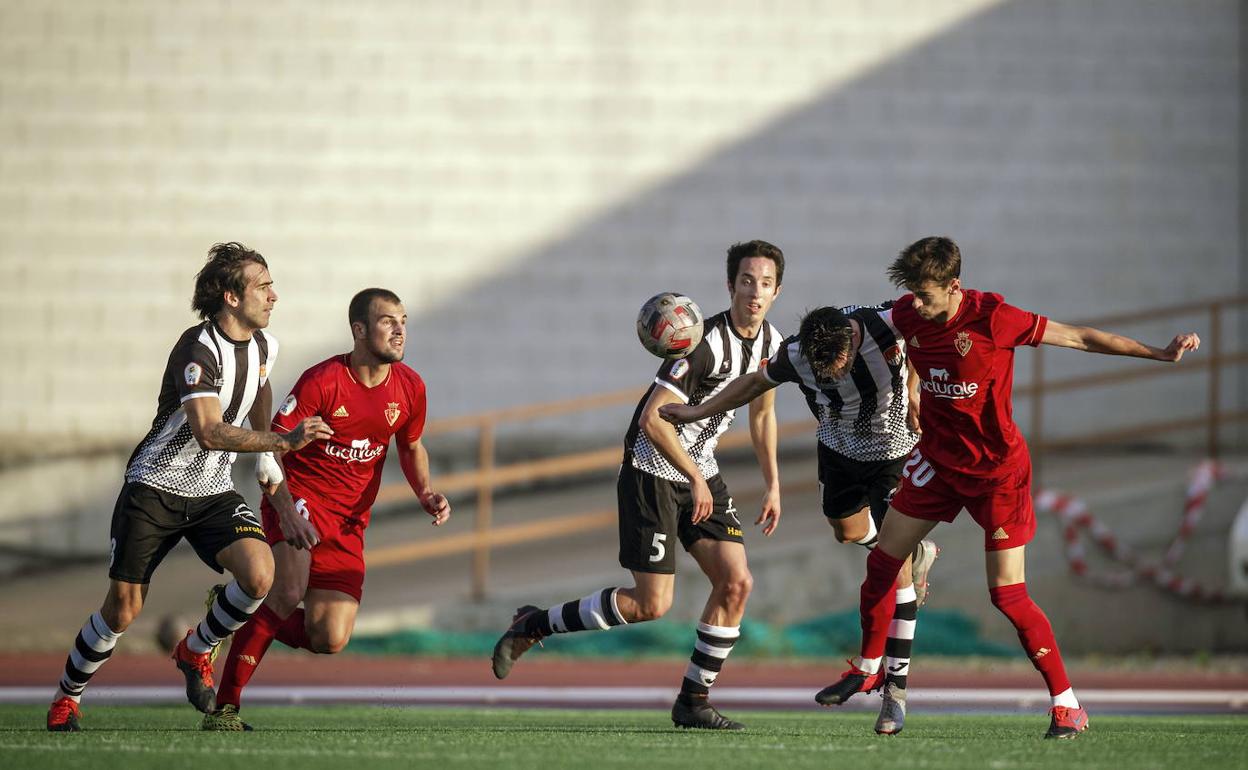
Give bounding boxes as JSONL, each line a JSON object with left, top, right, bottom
{"left": 1, "top": 686, "right": 1245, "bottom": 709}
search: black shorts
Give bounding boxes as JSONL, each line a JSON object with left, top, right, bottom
{"left": 617, "top": 463, "right": 743, "bottom": 575}
{"left": 108, "top": 481, "right": 267, "bottom": 584}
{"left": 817, "top": 443, "right": 907, "bottom": 526}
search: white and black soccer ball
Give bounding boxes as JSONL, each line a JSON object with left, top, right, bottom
{"left": 636, "top": 292, "right": 704, "bottom": 359}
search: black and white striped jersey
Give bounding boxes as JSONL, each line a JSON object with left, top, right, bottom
{"left": 763, "top": 303, "right": 918, "bottom": 462}
{"left": 125, "top": 322, "right": 278, "bottom": 497}
{"left": 624, "top": 311, "right": 782, "bottom": 483}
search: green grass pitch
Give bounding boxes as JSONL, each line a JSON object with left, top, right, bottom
{"left": 3, "top": 705, "right": 1246, "bottom": 770}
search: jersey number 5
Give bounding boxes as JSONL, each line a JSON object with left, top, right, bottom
{"left": 901, "top": 449, "right": 935, "bottom": 488}
{"left": 649, "top": 533, "right": 668, "bottom": 563}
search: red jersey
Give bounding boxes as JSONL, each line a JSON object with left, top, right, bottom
{"left": 891, "top": 290, "right": 1047, "bottom": 486}
{"left": 270, "top": 355, "right": 427, "bottom": 524}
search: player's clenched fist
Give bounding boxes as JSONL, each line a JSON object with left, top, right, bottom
{"left": 419, "top": 491, "right": 451, "bottom": 526}
{"left": 1160, "top": 332, "right": 1200, "bottom": 362}
{"left": 281, "top": 416, "right": 334, "bottom": 451}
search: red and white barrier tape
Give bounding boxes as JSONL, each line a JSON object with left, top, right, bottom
{"left": 1035, "top": 460, "right": 1240, "bottom": 604}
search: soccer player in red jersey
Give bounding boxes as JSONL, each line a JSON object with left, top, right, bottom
{"left": 816, "top": 237, "right": 1201, "bottom": 739}
{"left": 204, "top": 288, "right": 451, "bottom": 730}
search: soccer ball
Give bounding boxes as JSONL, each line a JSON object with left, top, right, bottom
{"left": 636, "top": 292, "right": 704, "bottom": 359}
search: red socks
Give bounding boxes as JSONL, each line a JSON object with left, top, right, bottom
{"left": 216, "top": 605, "right": 284, "bottom": 708}
{"left": 859, "top": 548, "right": 904, "bottom": 659}
{"left": 989, "top": 583, "right": 1071, "bottom": 696}
{"left": 275, "top": 608, "right": 311, "bottom": 651}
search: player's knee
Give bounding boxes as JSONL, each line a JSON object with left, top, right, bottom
{"left": 237, "top": 569, "right": 274, "bottom": 602}
{"left": 308, "top": 627, "right": 350, "bottom": 655}
{"left": 632, "top": 595, "right": 672, "bottom": 622}
{"left": 719, "top": 571, "right": 753, "bottom": 608}
{"left": 266, "top": 587, "right": 303, "bottom": 618}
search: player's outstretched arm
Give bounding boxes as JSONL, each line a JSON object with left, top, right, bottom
{"left": 399, "top": 438, "right": 451, "bottom": 526}
{"left": 185, "top": 396, "right": 333, "bottom": 453}
{"left": 1041, "top": 321, "right": 1201, "bottom": 362}
{"left": 639, "top": 387, "right": 714, "bottom": 523}
{"left": 657, "top": 370, "right": 777, "bottom": 426}
{"left": 748, "top": 384, "right": 782, "bottom": 536}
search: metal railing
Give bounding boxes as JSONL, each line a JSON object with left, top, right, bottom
{"left": 370, "top": 295, "right": 1247, "bottom": 599}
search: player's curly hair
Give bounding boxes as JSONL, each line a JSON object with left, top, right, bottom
{"left": 191, "top": 242, "right": 268, "bottom": 320}
{"left": 726, "top": 240, "right": 784, "bottom": 286}
{"left": 887, "top": 236, "right": 961, "bottom": 290}
{"left": 798, "top": 306, "right": 853, "bottom": 381}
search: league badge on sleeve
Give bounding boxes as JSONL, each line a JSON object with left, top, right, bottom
{"left": 669, "top": 358, "right": 690, "bottom": 380}
{"left": 184, "top": 363, "right": 202, "bottom": 386}
{"left": 279, "top": 394, "right": 297, "bottom": 416}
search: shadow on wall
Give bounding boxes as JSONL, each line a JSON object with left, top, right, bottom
{"left": 302, "top": 0, "right": 1234, "bottom": 436}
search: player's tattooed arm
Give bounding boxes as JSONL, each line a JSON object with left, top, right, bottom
{"left": 657, "top": 370, "right": 777, "bottom": 426}
{"left": 639, "top": 387, "right": 715, "bottom": 524}
{"left": 748, "top": 384, "right": 782, "bottom": 536}
{"left": 184, "top": 396, "right": 333, "bottom": 453}
{"left": 1042, "top": 321, "right": 1201, "bottom": 362}
{"left": 398, "top": 438, "right": 451, "bottom": 526}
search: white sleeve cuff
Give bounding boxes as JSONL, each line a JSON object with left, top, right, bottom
{"left": 653, "top": 379, "right": 690, "bottom": 403}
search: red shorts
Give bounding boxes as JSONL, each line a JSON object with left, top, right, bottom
{"left": 260, "top": 495, "right": 367, "bottom": 602}
{"left": 889, "top": 449, "right": 1035, "bottom": 552}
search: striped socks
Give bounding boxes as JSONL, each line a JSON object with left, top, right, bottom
{"left": 884, "top": 584, "right": 918, "bottom": 689}
{"left": 679, "top": 622, "right": 740, "bottom": 699}
{"left": 185, "top": 581, "right": 265, "bottom": 655}
{"left": 56, "top": 612, "right": 122, "bottom": 702}
{"left": 525, "top": 588, "right": 628, "bottom": 637}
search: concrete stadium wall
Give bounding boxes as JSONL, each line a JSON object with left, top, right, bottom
{"left": 0, "top": 1, "right": 1242, "bottom": 527}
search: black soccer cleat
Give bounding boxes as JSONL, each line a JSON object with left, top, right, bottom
{"left": 491, "top": 605, "right": 546, "bottom": 680}
{"left": 815, "top": 661, "right": 885, "bottom": 706}
{"left": 172, "top": 630, "right": 218, "bottom": 714}
{"left": 671, "top": 695, "right": 745, "bottom": 730}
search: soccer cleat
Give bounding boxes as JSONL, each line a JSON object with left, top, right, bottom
{"left": 874, "top": 682, "right": 907, "bottom": 735}
{"left": 815, "top": 660, "right": 885, "bottom": 706}
{"left": 491, "top": 605, "right": 545, "bottom": 680}
{"left": 46, "top": 696, "right": 81, "bottom": 732}
{"left": 671, "top": 695, "right": 745, "bottom": 730}
{"left": 202, "top": 703, "right": 253, "bottom": 732}
{"left": 911, "top": 539, "right": 940, "bottom": 608}
{"left": 172, "top": 630, "right": 217, "bottom": 713}
{"left": 1044, "top": 705, "right": 1090, "bottom": 739}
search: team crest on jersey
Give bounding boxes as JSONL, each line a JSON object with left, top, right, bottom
{"left": 259, "top": 364, "right": 267, "bottom": 380}
{"left": 909, "top": 335, "right": 920, "bottom": 348}
{"left": 384, "top": 402, "right": 401, "bottom": 426}
{"left": 184, "top": 363, "right": 202, "bottom": 386}
{"left": 884, "top": 344, "right": 903, "bottom": 367}
{"left": 954, "top": 331, "right": 973, "bottom": 357}
{"left": 278, "top": 394, "right": 297, "bottom": 416}
{"left": 669, "top": 359, "right": 690, "bottom": 380}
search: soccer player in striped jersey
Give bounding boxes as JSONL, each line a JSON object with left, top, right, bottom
{"left": 819, "top": 236, "right": 1200, "bottom": 739}
{"left": 491, "top": 240, "right": 786, "bottom": 730}
{"left": 203, "top": 288, "right": 450, "bottom": 731}
{"left": 659, "top": 304, "right": 936, "bottom": 734}
{"left": 46, "top": 243, "right": 333, "bottom": 732}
